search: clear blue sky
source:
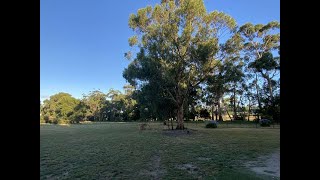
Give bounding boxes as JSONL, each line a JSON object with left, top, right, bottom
{"left": 40, "top": 0, "right": 279, "bottom": 101}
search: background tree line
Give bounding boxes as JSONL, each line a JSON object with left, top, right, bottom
{"left": 40, "top": 86, "right": 138, "bottom": 124}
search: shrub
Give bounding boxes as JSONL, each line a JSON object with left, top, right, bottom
{"left": 58, "top": 119, "right": 70, "bottom": 125}
{"left": 205, "top": 120, "right": 218, "bottom": 128}
{"left": 259, "top": 119, "right": 271, "bottom": 127}
{"left": 261, "top": 115, "right": 273, "bottom": 120}
{"left": 40, "top": 116, "right": 45, "bottom": 124}
{"left": 234, "top": 115, "right": 245, "bottom": 120}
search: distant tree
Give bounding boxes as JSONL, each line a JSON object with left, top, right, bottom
{"left": 204, "top": 30, "right": 244, "bottom": 121}
{"left": 239, "top": 21, "right": 280, "bottom": 120}
{"left": 122, "top": 85, "right": 139, "bottom": 121}
{"left": 226, "top": 62, "right": 245, "bottom": 120}
{"left": 242, "top": 80, "right": 256, "bottom": 121}
{"left": 40, "top": 101, "right": 45, "bottom": 123}
{"left": 82, "top": 90, "right": 107, "bottom": 121}
{"left": 70, "top": 101, "right": 88, "bottom": 123}
{"left": 105, "top": 89, "right": 125, "bottom": 121}
{"left": 248, "top": 52, "right": 279, "bottom": 107}
{"left": 41, "top": 93, "right": 80, "bottom": 124}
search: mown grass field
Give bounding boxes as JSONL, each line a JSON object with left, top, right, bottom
{"left": 40, "top": 122, "right": 280, "bottom": 180}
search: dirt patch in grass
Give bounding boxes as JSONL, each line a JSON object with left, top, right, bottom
{"left": 176, "top": 163, "right": 199, "bottom": 174}
{"left": 197, "top": 157, "right": 211, "bottom": 161}
{"left": 139, "top": 152, "right": 166, "bottom": 179}
{"left": 246, "top": 149, "right": 280, "bottom": 178}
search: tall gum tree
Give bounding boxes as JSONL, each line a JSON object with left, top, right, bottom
{"left": 239, "top": 21, "right": 280, "bottom": 118}
{"left": 123, "top": 0, "right": 236, "bottom": 129}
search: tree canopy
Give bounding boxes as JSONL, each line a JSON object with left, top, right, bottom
{"left": 124, "top": 0, "right": 237, "bottom": 129}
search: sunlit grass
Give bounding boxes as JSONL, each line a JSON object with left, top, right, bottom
{"left": 40, "top": 122, "right": 279, "bottom": 179}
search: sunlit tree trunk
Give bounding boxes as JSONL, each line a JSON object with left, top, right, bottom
{"left": 266, "top": 76, "right": 274, "bottom": 103}
{"left": 175, "top": 86, "right": 185, "bottom": 130}
{"left": 176, "top": 104, "right": 184, "bottom": 129}
{"left": 218, "top": 96, "right": 224, "bottom": 121}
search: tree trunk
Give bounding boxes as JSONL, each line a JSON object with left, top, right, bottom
{"left": 266, "top": 76, "right": 274, "bottom": 104}
{"left": 226, "top": 108, "right": 232, "bottom": 121}
{"left": 176, "top": 104, "right": 184, "bottom": 130}
{"left": 247, "top": 99, "right": 251, "bottom": 121}
{"left": 171, "top": 118, "right": 174, "bottom": 130}
{"left": 238, "top": 96, "right": 244, "bottom": 120}
{"left": 214, "top": 104, "right": 218, "bottom": 121}
{"left": 255, "top": 74, "right": 262, "bottom": 119}
{"left": 261, "top": 72, "right": 275, "bottom": 120}
{"left": 218, "top": 97, "right": 223, "bottom": 121}
{"left": 215, "top": 110, "right": 218, "bottom": 121}
{"left": 211, "top": 105, "right": 214, "bottom": 120}
{"left": 233, "top": 83, "right": 237, "bottom": 121}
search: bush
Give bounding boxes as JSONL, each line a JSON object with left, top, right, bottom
{"left": 205, "top": 120, "right": 218, "bottom": 128}
{"left": 234, "top": 115, "right": 245, "bottom": 120}
{"left": 40, "top": 116, "right": 45, "bottom": 123}
{"left": 58, "top": 119, "right": 70, "bottom": 125}
{"left": 261, "top": 115, "right": 273, "bottom": 120}
{"left": 259, "top": 119, "right": 271, "bottom": 127}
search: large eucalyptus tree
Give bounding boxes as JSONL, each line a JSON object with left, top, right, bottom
{"left": 239, "top": 21, "right": 280, "bottom": 119}
{"left": 123, "top": 0, "right": 236, "bottom": 129}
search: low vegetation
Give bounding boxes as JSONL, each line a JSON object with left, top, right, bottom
{"left": 41, "top": 122, "right": 279, "bottom": 179}
{"left": 205, "top": 121, "right": 218, "bottom": 128}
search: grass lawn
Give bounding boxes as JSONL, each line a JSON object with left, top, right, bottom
{"left": 40, "top": 122, "right": 280, "bottom": 180}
